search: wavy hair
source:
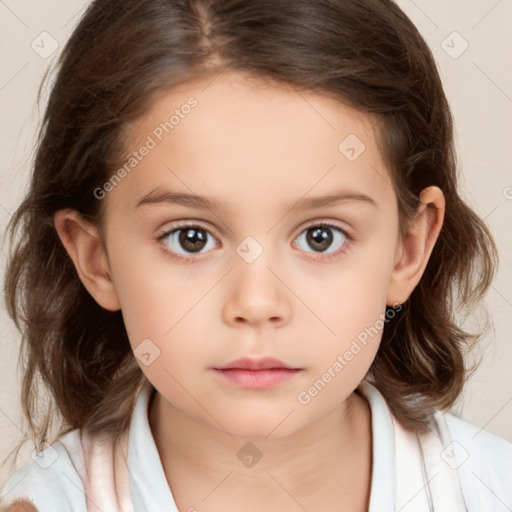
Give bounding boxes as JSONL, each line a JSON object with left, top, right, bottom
{"left": 3, "top": 0, "right": 498, "bottom": 468}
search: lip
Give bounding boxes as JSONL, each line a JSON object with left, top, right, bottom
{"left": 214, "top": 357, "right": 299, "bottom": 371}
{"left": 212, "top": 357, "right": 302, "bottom": 389}
{"left": 212, "top": 368, "right": 301, "bottom": 389}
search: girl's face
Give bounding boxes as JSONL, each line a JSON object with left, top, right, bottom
{"left": 102, "top": 72, "right": 402, "bottom": 438}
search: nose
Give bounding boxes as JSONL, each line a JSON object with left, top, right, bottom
{"left": 221, "top": 254, "right": 292, "bottom": 328}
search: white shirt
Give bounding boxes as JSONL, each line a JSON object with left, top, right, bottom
{"left": 2, "top": 381, "right": 511, "bottom": 511}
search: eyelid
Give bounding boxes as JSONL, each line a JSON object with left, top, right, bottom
{"left": 297, "top": 219, "right": 352, "bottom": 239}
{"left": 157, "top": 220, "right": 221, "bottom": 241}
{"left": 157, "top": 218, "right": 352, "bottom": 240}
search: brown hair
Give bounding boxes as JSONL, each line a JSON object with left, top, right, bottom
{"left": 3, "top": 0, "right": 497, "bottom": 467}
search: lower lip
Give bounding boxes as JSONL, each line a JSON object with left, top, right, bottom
{"left": 212, "top": 368, "right": 301, "bottom": 389}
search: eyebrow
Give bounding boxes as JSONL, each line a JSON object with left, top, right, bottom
{"left": 135, "top": 188, "right": 378, "bottom": 211}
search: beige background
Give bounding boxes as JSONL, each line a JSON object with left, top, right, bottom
{"left": 1, "top": 0, "right": 511, "bottom": 481}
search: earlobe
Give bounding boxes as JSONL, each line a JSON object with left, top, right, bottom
{"left": 386, "top": 186, "right": 445, "bottom": 306}
{"left": 54, "top": 209, "right": 121, "bottom": 311}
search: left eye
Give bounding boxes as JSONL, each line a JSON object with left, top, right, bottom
{"left": 161, "top": 226, "right": 218, "bottom": 255}
{"left": 294, "top": 224, "right": 347, "bottom": 254}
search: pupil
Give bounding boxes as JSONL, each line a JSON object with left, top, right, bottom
{"left": 307, "top": 227, "right": 332, "bottom": 252}
{"left": 179, "top": 228, "right": 207, "bottom": 252}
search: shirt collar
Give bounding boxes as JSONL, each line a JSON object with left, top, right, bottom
{"left": 127, "top": 380, "right": 396, "bottom": 511}
{"left": 358, "top": 380, "right": 396, "bottom": 511}
{"left": 128, "top": 381, "right": 179, "bottom": 511}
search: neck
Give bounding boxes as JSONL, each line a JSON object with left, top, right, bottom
{"left": 148, "top": 390, "right": 372, "bottom": 510}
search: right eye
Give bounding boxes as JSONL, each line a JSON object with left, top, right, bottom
{"left": 158, "top": 224, "right": 219, "bottom": 257}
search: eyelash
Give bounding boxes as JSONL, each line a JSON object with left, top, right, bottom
{"left": 156, "top": 221, "right": 352, "bottom": 263}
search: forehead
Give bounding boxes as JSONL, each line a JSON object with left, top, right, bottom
{"left": 111, "top": 71, "right": 395, "bottom": 213}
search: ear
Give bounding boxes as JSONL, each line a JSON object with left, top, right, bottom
{"left": 54, "top": 209, "right": 121, "bottom": 311}
{"left": 386, "top": 186, "right": 445, "bottom": 306}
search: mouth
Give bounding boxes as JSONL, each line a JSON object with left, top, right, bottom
{"left": 212, "top": 357, "right": 302, "bottom": 389}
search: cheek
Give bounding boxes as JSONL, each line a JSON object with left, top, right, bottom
{"left": 107, "top": 236, "right": 205, "bottom": 335}
{"left": 308, "top": 241, "right": 396, "bottom": 337}
{"left": 299, "top": 234, "right": 397, "bottom": 379}
{"left": 114, "top": 274, "right": 211, "bottom": 406}
{"left": 108, "top": 248, "right": 217, "bottom": 368}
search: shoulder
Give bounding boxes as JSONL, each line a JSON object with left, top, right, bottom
{"left": 440, "top": 412, "right": 512, "bottom": 510}
{"left": 443, "top": 412, "right": 512, "bottom": 471}
{"left": 1, "top": 431, "right": 88, "bottom": 512}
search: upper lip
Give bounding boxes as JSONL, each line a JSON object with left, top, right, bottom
{"left": 214, "top": 357, "right": 299, "bottom": 370}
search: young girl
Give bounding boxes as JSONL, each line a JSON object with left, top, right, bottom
{"left": 1, "top": 0, "right": 511, "bottom": 511}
